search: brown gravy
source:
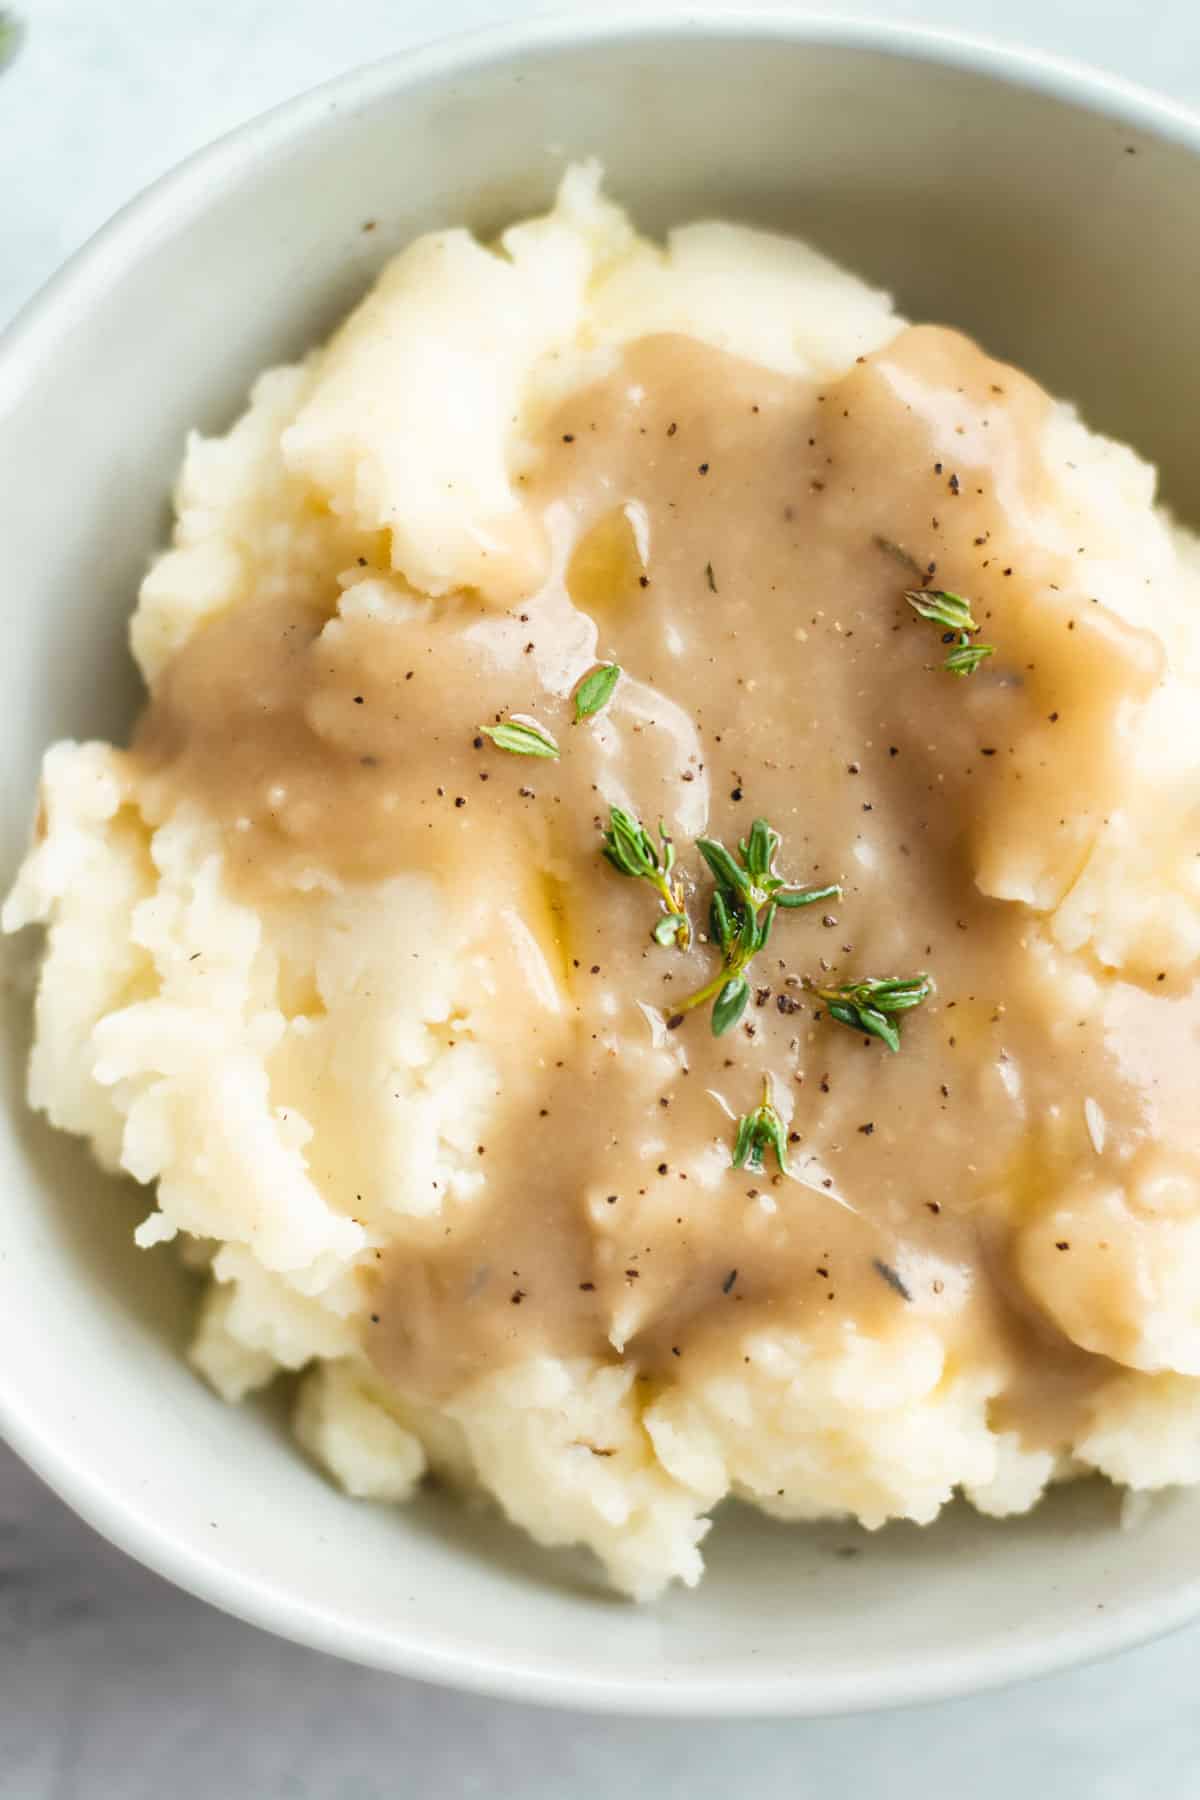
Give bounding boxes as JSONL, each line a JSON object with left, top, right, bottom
{"left": 134, "top": 327, "right": 1198, "bottom": 1452}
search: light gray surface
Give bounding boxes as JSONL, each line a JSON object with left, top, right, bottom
{"left": 4, "top": 1443, "right": 1200, "bottom": 1799}
{"left": 3, "top": 0, "right": 1200, "bottom": 1793}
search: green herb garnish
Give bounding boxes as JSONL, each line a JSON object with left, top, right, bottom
{"left": 676, "top": 818, "right": 840, "bottom": 1035}
{"left": 0, "top": 11, "right": 22, "bottom": 73}
{"left": 942, "top": 641, "right": 995, "bottom": 677}
{"left": 574, "top": 662, "right": 621, "bottom": 720}
{"left": 479, "top": 717, "right": 560, "bottom": 759}
{"left": 875, "top": 535, "right": 925, "bottom": 577}
{"left": 731, "top": 1078, "right": 789, "bottom": 1174}
{"left": 602, "top": 807, "right": 690, "bottom": 948}
{"left": 814, "top": 973, "right": 933, "bottom": 1053}
{"left": 905, "top": 588, "right": 995, "bottom": 678}
{"left": 905, "top": 588, "right": 976, "bottom": 633}
{"left": 704, "top": 562, "right": 718, "bottom": 593}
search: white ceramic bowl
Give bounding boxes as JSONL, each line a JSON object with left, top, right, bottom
{"left": 4, "top": 10, "right": 1200, "bottom": 1717}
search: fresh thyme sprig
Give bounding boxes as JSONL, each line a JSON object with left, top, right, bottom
{"left": 731, "top": 1077, "right": 789, "bottom": 1174}
{"left": 478, "top": 717, "right": 560, "bottom": 758}
{"left": 602, "top": 807, "right": 690, "bottom": 948}
{"left": 675, "top": 818, "right": 840, "bottom": 1036}
{"left": 814, "top": 973, "right": 933, "bottom": 1053}
{"left": 905, "top": 588, "right": 995, "bottom": 678}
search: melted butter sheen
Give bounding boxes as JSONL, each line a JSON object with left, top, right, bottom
{"left": 135, "top": 328, "right": 1200, "bottom": 1449}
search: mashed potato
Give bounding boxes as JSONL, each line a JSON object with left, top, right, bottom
{"left": 7, "top": 166, "right": 1200, "bottom": 1598}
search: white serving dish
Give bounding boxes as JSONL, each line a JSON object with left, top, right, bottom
{"left": 3, "top": 9, "right": 1200, "bottom": 1715}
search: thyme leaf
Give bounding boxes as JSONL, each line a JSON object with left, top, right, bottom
{"left": 712, "top": 975, "right": 750, "bottom": 1035}
{"left": 814, "top": 973, "right": 933, "bottom": 1053}
{"left": 574, "top": 662, "right": 621, "bottom": 720}
{"left": 602, "top": 807, "right": 690, "bottom": 949}
{"left": 479, "top": 717, "right": 560, "bottom": 758}
{"left": 905, "top": 588, "right": 978, "bottom": 633}
{"left": 875, "top": 535, "right": 925, "bottom": 577}
{"left": 731, "top": 1078, "right": 789, "bottom": 1174}
{"left": 943, "top": 641, "right": 995, "bottom": 678}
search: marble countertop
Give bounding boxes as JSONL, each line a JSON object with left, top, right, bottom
{"left": 4, "top": 2, "right": 1200, "bottom": 1794}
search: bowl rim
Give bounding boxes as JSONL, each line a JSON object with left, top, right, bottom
{"left": 5, "top": 4, "right": 1200, "bottom": 1717}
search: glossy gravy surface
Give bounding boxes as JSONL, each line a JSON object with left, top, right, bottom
{"left": 135, "top": 326, "right": 1199, "bottom": 1448}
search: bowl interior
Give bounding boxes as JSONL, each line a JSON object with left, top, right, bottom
{"left": 4, "top": 16, "right": 1200, "bottom": 1714}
